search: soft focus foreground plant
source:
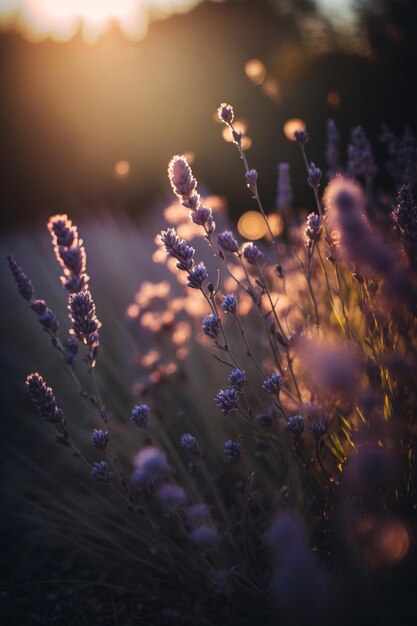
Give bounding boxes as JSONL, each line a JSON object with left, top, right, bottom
{"left": 5, "top": 105, "right": 417, "bottom": 624}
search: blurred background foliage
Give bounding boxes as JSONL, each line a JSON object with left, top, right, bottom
{"left": 0, "top": 0, "right": 416, "bottom": 230}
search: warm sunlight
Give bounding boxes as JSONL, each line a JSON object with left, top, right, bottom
{"left": 0, "top": 0, "right": 203, "bottom": 42}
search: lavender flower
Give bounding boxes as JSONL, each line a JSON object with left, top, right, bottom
{"left": 180, "top": 433, "right": 201, "bottom": 456}
{"left": 130, "top": 404, "right": 150, "bottom": 430}
{"left": 309, "top": 419, "right": 328, "bottom": 442}
{"left": 326, "top": 119, "right": 341, "bottom": 178}
{"left": 217, "top": 102, "right": 234, "bottom": 125}
{"left": 48, "top": 214, "right": 88, "bottom": 293}
{"left": 262, "top": 372, "right": 283, "bottom": 396}
{"left": 305, "top": 213, "right": 322, "bottom": 244}
{"left": 191, "top": 205, "right": 214, "bottom": 234}
{"left": 202, "top": 314, "right": 220, "bottom": 340}
{"left": 245, "top": 169, "right": 258, "bottom": 194}
{"left": 285, "top": 415, "right": 305, "bottom": 440}
{"left": 224, "top": 439, "right": 241, "bottom": 463}
{"left": 228, "top": 368, "right": 246, "bottom": 390}
{"left": 392, "top": 185, "right": 417, "bottom": 272}
{"left": 157, "top": 483, "right": 187, "bottom": 513}
{"left": 217, "top": 230, "right": 239, "bottom": 254}
{"left": 186, "top": 264, "right": 208, "bottom": 289}
{"left": 347, "top": 126, "right": 377, "bottom": 180}
{"left": 294, "top": 129, "right": 309, "bottom": 145}
{"left": 215, "top": 387, "right": 240, "bottom": 415}
{"left": 132, "top": 446, "right": 171, "bottom": 489}
{"left": 26, "top": 373, "right": 63, "bottom": 424}
{"left": 276, "top": 163, "right": 293, "bottom": 214}
{"left": 189, "top": 525, "right": 220, "bottom": 548}
{"left": 185, "top": 503, "right": 211, "bottom": 526}
{"left": 159, "top": 227, "right": 195, "bottom": 272}
{"left": 221, "top": 294, "right": 237, "bottom": 314}
{"left": 91, "top": 429, "right": 109, "bottom": 449}
{"left": 307, "top": 163, "right": 322, "bottom": 188}
{"left": 381, "top": 125, "right": 417, "bottom": 186}
{"left": 7, "top": 255, "right": 34, "bottom": 301}
{"left": 91, "top": 460, "right": 114, "bottom": 484}
{"left": 242, "top": 242, "right": 264, "bottom": 266}
{"left": 68, "top": 290, "right": 101, "bottom": 367}
{"left": 168, "top": 155, "right": 199, "bottom": 210}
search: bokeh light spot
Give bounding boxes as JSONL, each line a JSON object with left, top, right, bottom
{"left": 238, "top": 211, "right": 267, "bottom": 240}
{"left": 283, "top": 118, "right": 306, "bottom": 141}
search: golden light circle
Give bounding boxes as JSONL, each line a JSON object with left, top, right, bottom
{"left": 283, "top": 118, "right": 306, "bottom": 141}
{"left": 327, "top": 91, "right": 341, "bottom": 107}
{"left": 238, "top": 211, "right": 267, "bottom": 240}
{"left": 245, "top": 59, "right": 266, "bottom": 85}
{"left": 267, "top": 214, "right": 284, "bottom": 237}
{"left": 113, "top": 160, "right": 130, "bottom": 179}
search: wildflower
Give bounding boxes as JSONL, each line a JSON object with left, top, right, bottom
{"left": 48, "top": 214, "right": 88, "bottom": 293}
{"left": 91, "top": 429, "right": 109, "bottom": 449}
{"left": 91, "top": 460, "right": 114, "bottom": 484}
{"left": 26, "top": 373, "right": 63, "bottom": 424}
{"left": 224, "top": 439, "right": 241, "bottom": 463}
{"left": 242, "top": 242, "right": 264, "bottom": 266}
{"left": 202, "top": 314, "right": 220, "bottom": 340}
{"left": 217, "top": 102, "right": 234, "bottom": 125}
{"left": 294, "top": 129, "right": 309, "bottom": 145}
{"left": 180, "top": 433, "right": 201, "bottom": 456}
{"left": 185, "top": 503, "right": 211, "bottom": 526}
{"left": 392, "top": 185, "right": 417, "bottom": 272}
{"left": 168, "top": 155, "right": 199, "bottom": 210}
{"left": 324, "top": 176, "right": 391, "bottom": 274}
{"left": 7, "top": 255, "right": 34, "bottom": 301}
{"left": 262, "top": 372, "right": 283, "bottom": 396}
{"left": 276, "top": 163, "right": 293, "bottom": 214}
{"left": 159, "top": 227, "right": 195, "bottom": 272}
{"left": 217, "top": 230, "right": 239, "bottom": 254}
{"left": 191, "top": 205, "right": 214, "bottom": 234}
{"left": 186, "top": 264, "right": 208, "bottom": 289}
{"left": 326, "top": 119, "right": 341, "bottom": 178}
{"left": 285, "top": 415, "right": 305, "bottom": 440}
{"left": 157, "top": 483, "right": 187, "bottom": 514}
{"left": 228, "top": 368, "right": 246, "bottom": 390}
{"left": 221, "top": 294, "right": 237, "bottom": 314}
{"left": 215, "top": 387, "right": 240, "bottom": 415}
{"left": 189, "top": 525, "right": 220, "bottom": 548}
{"left": 347, "top": 126, "right": 377, "bottom": 180}
{"left": 245, "top": 169, "right": 258, "bottom": 194}
{"left": 305, "top": 213, "right": 322, "bottom": 244}
{"left": 64, "top": 335, "right": 78, "bottom": 365}
{"left": 309, "top": 419, "right": 328, "bottom": 442}
{"left": 132, "top": 446, "right": 171, "bottom": 489}
{"left": 68, "top": 290, "right": 101, "bottom": 367}
{"left": 130, "top": 404, "right": 150, "bottom": 430}
{"left": 307, "top": 162, "right": 322, "bottom": 188}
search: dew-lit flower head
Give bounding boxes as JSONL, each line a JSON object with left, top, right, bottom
{"left": 245, "top": 169, "right": 258, "bottom": 193}
{"left": 187, "top": 264, "right": 208, "bottom": 289}
{"left": 191, "top": 205, "right": 215, "bottom": 234}
{"left": 159, "top": 227, "right": 195, "bottom": 272}
{"left": 308, "top": 162, "right": 322, "bottom": 188}
{"left": 217, "top": 102, "right": 234, "bottom": 125}
{"left": 242, "top": 242, "right": 264, "bottom": 266}
{"left": 215, "top": 387, "right": 240, "bottom": 415}
{"left": 305, "top": 213, "right": 323, "bottom": 244}
{"left": 217, "top": 230, "right": 239, "bottom": 254}
{"left": 48, "top": 214, "right": 88, "bottom": 293}
{"left": 168, "top": 155, "right": 199, "bottom": 210}
{"left": 26, "top": 373, "right": 63, "bottom": 424}
{"left": 68, "top": 290, "right": 101, "bottom": 367}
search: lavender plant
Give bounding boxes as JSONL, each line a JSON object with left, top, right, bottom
{"left": 6, "top": 103, "right": 417, "bottom": 625}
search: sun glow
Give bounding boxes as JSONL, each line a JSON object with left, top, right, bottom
{"left": 0, "top": 0, "right": 204, "bottom": 43}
